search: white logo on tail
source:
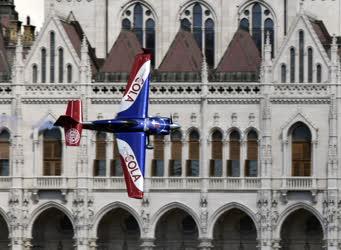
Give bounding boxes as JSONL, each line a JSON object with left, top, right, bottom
{"left": 66, "top": 128, "right": 81, "bottom": 145}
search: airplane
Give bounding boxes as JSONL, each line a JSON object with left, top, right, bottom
{"left": 54, "top": 52, "right": 180, "bottom": 199}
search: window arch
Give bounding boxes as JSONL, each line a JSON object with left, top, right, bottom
{"left": 111, "top": 136, "right": 122, "bottom": 176}
{"left": 0, "top": 130, "right": 10, "bottom": 176}
{"left": 290, "top": 47, "right": 295, "bottom": 83}
{"left": 308, "top": 48, "right": 313, "bottom": 83}
{"left": 291, "top": 122, "right": 312, "bottom": 176}
{"left": 152, "top": 135, "right": 164, "bottom": 176}
{"left": 58, "top": 48, "right": 64, "bottom": 83}
{"left": 41, "top": 48, "right": 47, "bottom": 83}
{"left": 180, "top": 2, "right": 215, "bottom": 68}
{"left": 32, "top": 64, "right": 38, "bottom": 83}
{"left": 50, "top": 31, "right": 55, "bottom": 83}
{"left": 299, "top": 30, "right": 304, "bottom": 83}
{"left": 43, "top": 128, "right": 62, "bottom": 176}
{"left": 94, "top": 132, "right": 106, "bottom": 176}
{"left": 316, "top": 64, "right": 322, "bottom": 83}
{"left": 227, "top": 130, "right": 240, "bottom": 177}
{"left": 170, "top": 130, "right": 182, "bottom": 176}
{"left": 67, "top": 64, "right": 72, "bottom": 83}
{"left": 245, "top": 130, "right": 258, "bottom": 177}
{"left": 210, "top": 130, "right": 222, "bottom": 177}
{"left": 187, "top": 129, "right": 200, "bottom": 176}
{"left": 240, "top": 2, "right": 275, "bottom": 56}
{"left": 121, "top": 3, "right": 156, "bottom": 66}
{"left": 281, "top": 64, "right": 287, "bottom": 83}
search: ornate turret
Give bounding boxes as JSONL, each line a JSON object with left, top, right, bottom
{"left": 22, "top": 16, "right": 35, "bottom": 46}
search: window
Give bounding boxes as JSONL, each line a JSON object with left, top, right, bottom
{"left": 186, "top": 130, "right": 199, "bottom": 176}
{"left": 281, "top": 64, "right": 287, "bottom": 83}
{"left": 67, "top": 64, "right": 72, "bottom": 83}
{"left": 245, "top": 130, "right": 258, "bottom": 177}
{"left": 299, "top": 30, "right": 304, "bottom": 83}
{"left": 152, "top": 135, "right": 164, "bottom": 176}
{"left": 291, "top": 123, "right": 311, "bottom": 176}
{"left": 169, "top": 130, "right": 182, "bottom": 176}
{"left": 290, "top": 48, "right": 295, "bottom": 83}
{"left": 94, "top": 132, "right": 106, "bottom": 176}
{"left": 316, "top": 64, "right": 322, "bottom": 83}
{"left": 43, "top": 128, "right": 62, "bottom": 176}
{"left": 210, "top": 130, "right": 222, "bottom": 176}
{"left": 240, "top": 2, "right": 275, "bottom": 56}
{"left": 0, "top": 130, "right": 10, "bottom": 176}
{"left": 41, "top": 48, "right": 46, "bottom": 83}
{"left": 308, "top": 48, "right": 313, "bottom": 83}
{"left": 180, "top": 3, "right": 215, "bottom": 67}
{"left": 32, "top": 64, "right": 38, "bottom": 83}
{"left": 50, "top": 32, "right": 55, "bottom": 83}
{"left": 58, "top": 48, "right": 64, "bottom": 83}
{"left": 111, "top": 136, "right": 122, "bottom": 176}
{"left": 121, "top": 3, "right": 156, "bottom": 66}
{"left": 227, "top": 131, "right": 240, "bottom": 177}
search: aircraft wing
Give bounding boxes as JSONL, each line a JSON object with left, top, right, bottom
{"left": 116, "top": 53, "right": 151, "bottom": 119}
{"left": 116, "top": 132, "right": 146, "bottom": 199}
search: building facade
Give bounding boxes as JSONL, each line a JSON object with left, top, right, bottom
{"left": 0, "top": 0, "right": 341, "bottom": 249}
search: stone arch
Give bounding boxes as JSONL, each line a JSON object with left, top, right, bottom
{"left": 208, "top": 127, "right": 225, "bottom": 141}
{"left": 274, "top": 202, "right": 325, "bottom": 239}
{"left": 178, "top": 0, "right": 218, "bottom": 23}
{"left": 91, "top": 201, "right": 142, "bottom": 238}
{"left": 208, "top": 202, "right": 259, "bottom": 239}
{"left": 226, "top": 127, "right": 243, "bottom": 141}
{"left": 27, "top": 201, "right": 75, "bottom": 238}
{"left": 0, "top": 127, "right": 12, "bottom": 139}
{"left": 0, "top": 206, "right": 10, "bottom": 249}
{"left": 150, "top": 202, "right": 201, "bottom": 238}
{"left": 119, "top": 0, "right": 159, "bottom": 22}
{"left": 244, "top": 127, "right": 260, "bottom": 140}
{"left": 185, "top": 127, "right": 201, "bottom": 141}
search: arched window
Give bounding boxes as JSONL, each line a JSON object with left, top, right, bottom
{"left": 94, "top": 132, "right": 106, "bottom": 176}
{"left": 122, "top": 3, "right": 156, "bottom": 66}
{"left": 0, "top": 130, "right": 10, "bottom": 176}
{"left": 41, "top": 48, "right": 46, "bottom": 83}
{"left": 290, "top": 48, "right": 295, "bottom": 83}
{"left": 58, "top": 48, "right": 64, "bottom": 83}
{"left": 145, "top": 18, "right": 155, "bottom": 68}
{"left": 152, "top": 135, "right": 164, "bottom": 176}
{"left": 50, "top": 31, "right": 55, "bottom": 83}
{"left": 67, "top": 64, "right": 72, "bottom": 83}
{"left": 187, "top": 130, "right": 199, "bottom": 176}
{"left": 122, "top": 18, "right": 131, "bottom": 30}
{"left": 227, "top": 131, "right": 240, "bottom": 177}
{"left": 240, "top": 18, "right": 249, "bottom": 32}
{"left": 299, "top": 30, "right": 304, "bottom": 83}
{"left": 210, "top": 130, "right": 222, "bottom": 177}
{"left": 316, "top": 64, "right": 322, "bottom": 83}
{"left": 170, "top": 130, "right": 182, "bottom": 176}
{"left": 281, "top": 64, "right": 287, "bottom": 83}
{"left": 32, "top": 64, "right": 38, "bottom": 83}
{"left": 308, "top": 48, "right": 313, "bottom": 83}
{"left": 264, "top": 18, "right": 274, "bottom": 57}
{"left": 43, "top": 128, "right": 62, "bottom": 176}
{"left": 111, "top": 136, "right": 122, "bottom": 176}
{"left": 245, "top": 130, "right": 258, "bottom": 177}
{"left": 240, "top": 2, "right": 275, "bottom": 55}
{"left": 180, "top": 3, "right": 215, "bottom": 68}
{"left": 291, "top": 123, "right": 311, "bottom": 176}
{"left": 205, "top": 18, "right": 215, "bottom": 68}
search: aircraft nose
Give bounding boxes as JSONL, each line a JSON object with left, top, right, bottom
{"left": 170, "top": 123, "right": 181, "bottom": 130}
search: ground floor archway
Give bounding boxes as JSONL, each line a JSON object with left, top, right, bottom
{"left": 32, "top": 208, "right": 74, "bottom": 250}
{"left": 0, "top": 215, "right": 9, "bottom": 249}
{"left": 213, "top": 208, "right": 257, "bottom": 250}
{"left": 281, "top": 209, "right": 323, "bottom": 250}
{"left": 97, "top": 208, "right": 140, "bottom": 250}
{"left": 154, "top": 208, "right": 199, "bottom": 250}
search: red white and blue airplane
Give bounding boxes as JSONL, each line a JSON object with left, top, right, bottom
{"left": 54, "top": 52, "right": 180, "bottom": 199}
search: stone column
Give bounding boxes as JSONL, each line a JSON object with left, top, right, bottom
{"left": 140, "top": 238, "right": 155, "bottom": 250}
{"left": 198, "top": 238, "right": 213, "bottom": 250}
{"left": 88, "top": 238, "right": 97, "bottom": 250}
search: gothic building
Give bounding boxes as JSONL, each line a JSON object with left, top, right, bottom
{"left": 0, "top": 0, "right": 340, "bottom": 249}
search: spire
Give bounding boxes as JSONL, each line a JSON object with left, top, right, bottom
{"left": 201, "top": 53, "right": 208, "bottom": 84}
{"left": 261, "top": 31, "right": 273, "bottom": 83}
{"left": 299, "top": 0, "right": 304, "bottom": 15}
{"left": 331, "top": 34, "right": 338, "bottom": 83}
{"left": 12, "top": 35, "right": 24, "bottom": 83}
{"left": 80, "top": 34, "right": 91, "bottom": 83}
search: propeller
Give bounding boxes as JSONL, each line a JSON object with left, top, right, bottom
{"left": 169, "top": 113, "right": 180, "bottom": 130}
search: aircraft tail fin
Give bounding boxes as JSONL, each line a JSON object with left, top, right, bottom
{"left": 54, "top": 100, "right": 83, "bottom": 146}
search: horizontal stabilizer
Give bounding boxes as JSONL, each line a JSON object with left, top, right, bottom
{"left": 54, "top": 115, "right": 79, "bottom": 127}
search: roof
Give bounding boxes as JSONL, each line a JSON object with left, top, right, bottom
{"left": 101, "top": 30, "right": 143, "bottom": 73}
{"left": 61, "top": 20, "right": 99, "bottom": 73}
{"left": 216, "top": 29, "right": 260, "bottom": 73}
{"left": 158, "top": 30, "right": 202, "bottom": 72}
{"left": 0, "top": 27, "right": 9, "bottom": 74}
{"left": 309, "top": 18, "right": 332, "bottom": 52}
